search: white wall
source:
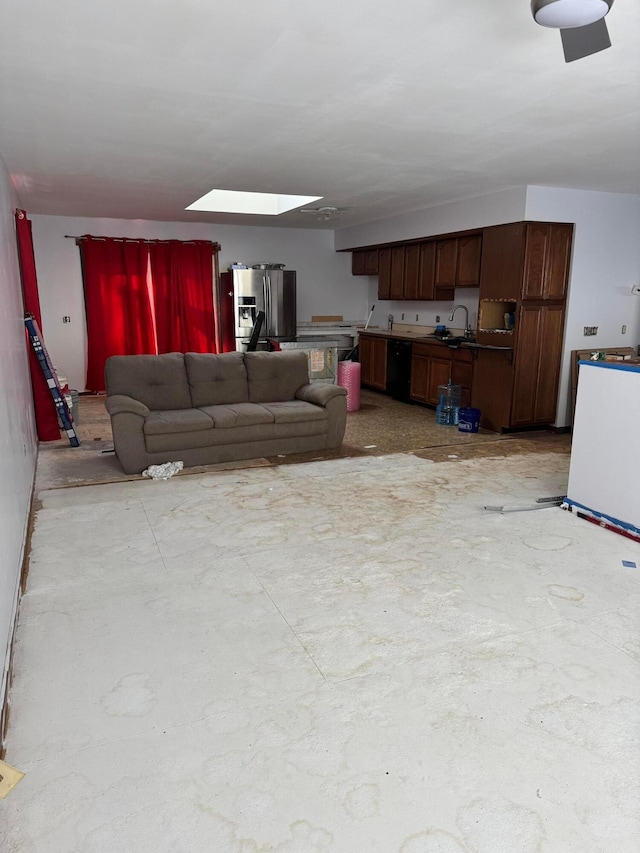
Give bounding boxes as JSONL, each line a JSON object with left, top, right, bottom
{"left": 0, "top": 157, "right": 38, "bottom": 713}
{"left": 30, "top": 215, "right": 370, "bottom": 392}
{"left": 334, "top": 187, "right": 527, "bottom": 251}
{"left": 525, "top": 187, "right": 640, "bottom": 426}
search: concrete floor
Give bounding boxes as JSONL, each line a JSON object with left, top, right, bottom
{"left": 2, "top": 440, "right": 639, "bottom": 851}
{"left": 33, "top": 392, "right": 571, "bottom": 490}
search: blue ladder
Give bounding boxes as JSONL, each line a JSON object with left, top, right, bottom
{"left": 25, "top": 315, "right": 80, "bottom": 447}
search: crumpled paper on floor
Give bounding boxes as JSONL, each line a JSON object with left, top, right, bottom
{"left": 142, "top": 461, "right": 184, "bottom": 480}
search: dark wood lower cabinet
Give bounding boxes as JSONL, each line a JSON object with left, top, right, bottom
{"left": 411, "top": 343, "right": 473, "bottom": 408}
{"left": 472, "top": 303, "right": 565, "bottom": 430}
{"left": 357, "top": 322, "right": 564, "bottom": 432}
{"left": 470, "top": 350, "right": 514, "bottom": 432}
{"left": 359, "top": 335, "right": 387, "bottom": 391}
{"left": 409, "top": 348, "right": 429, "bottom": 403}
{"left": 511, "top": 303, "right": 565, "bottom": 426}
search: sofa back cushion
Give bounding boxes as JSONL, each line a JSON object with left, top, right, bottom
{"left": 105, "top": 353, "right": 191, "bottom": 410}
{"left": 185, "top": 352, "right": 249, "bottom": 407}
{"left": 245, "top": 351, "right": 309, "bottom": 403}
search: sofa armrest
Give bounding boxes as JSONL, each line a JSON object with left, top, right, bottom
{"left": 105, "top": 394, "right": 150, "bottom": 418}
{"left": 295, "top": 383, "right": 347, "bottom": 407}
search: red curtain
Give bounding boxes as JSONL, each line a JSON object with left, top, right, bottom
{"left": 80, "top": 237, "right": 156, "bottom": 392}
{"left": 149, "top": 240, "right": 218, "bottom": 353}
{"left": 15, "top": 210, "right": 60, "bottom": 441}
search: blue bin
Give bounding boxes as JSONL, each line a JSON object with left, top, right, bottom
{"left": 458, "top": 407, "right": 480, "bottom": 433}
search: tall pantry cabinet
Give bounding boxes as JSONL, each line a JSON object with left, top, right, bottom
{"left": 473, "top": 222, "right": 574, "bottom": 431}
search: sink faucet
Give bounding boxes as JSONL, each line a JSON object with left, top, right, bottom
{"left": 449, "top": 305, "right": 472, "bottom": 338}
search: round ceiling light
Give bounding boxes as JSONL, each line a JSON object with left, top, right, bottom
{"left": 531, "top": 0, "right": 614, "bottom": 29}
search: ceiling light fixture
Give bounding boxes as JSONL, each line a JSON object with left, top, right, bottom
{"left": 531, "top": 0, "right": 613, "bottom": 29}
{"left": 531, "top": 0, "right": 615, "bottom": 62}
{"left": 299, "top": 206, "right": 347, "bottom": 221}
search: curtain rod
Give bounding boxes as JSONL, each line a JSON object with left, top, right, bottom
{"left": 65, "top": 235, "right": 220, "bottom": 249}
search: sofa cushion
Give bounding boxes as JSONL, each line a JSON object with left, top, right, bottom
{"left": 143, "top": 408, "right": 214, "bottom": 436}
{"left": 198, "top": 403, "right": 274, "bottom": 428}
{"left": 145, "top": 419, "right": 328, "bottom": 453}
{"left": 245, "top": 351, "right": 310, "bottom": 403}
{"left": 185, "top": 352, "right": 249, "bottom": 407}
{"left": 105, "top": 353, "right": 192, "bottom": 411}
{"left": 260, "top": 401, "right": 328, "bottom": 424}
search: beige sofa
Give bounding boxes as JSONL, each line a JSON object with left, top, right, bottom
{"left": 104, "top": 350, "right": 348, "bottom": 474}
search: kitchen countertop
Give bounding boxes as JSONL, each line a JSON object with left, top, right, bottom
{"left": 358, "top": 328, "right": 513, "bottom": 351}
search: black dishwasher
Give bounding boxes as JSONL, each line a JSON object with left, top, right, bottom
{"left": 386, "top": 339, "right": 412, "bottom": 402}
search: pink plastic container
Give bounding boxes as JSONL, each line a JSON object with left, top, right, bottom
{"left": 337, "top": 360, "right": 361, "bottom": 412}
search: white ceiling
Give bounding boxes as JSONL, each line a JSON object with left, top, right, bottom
{"left": 1, "top": 0, "right": 638, "bottom": 229}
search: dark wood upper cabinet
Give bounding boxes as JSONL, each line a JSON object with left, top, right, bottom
{"left": 479, "top": 223, "right": 526, "bottom": 300}
{"left": 417, "top": 241, "right": 436, "bottom": 300}
{"left": 434, "top": 238, "right": 457, "bottom": 300}
{"left": 364, "top": 249, "right": 379, "bottom": 276}
{"left": 480, "top": 222, "right": 573, "bottom": 302}
{"left": 455, "top": 234, "right": 482, "bottom": 287}
{"left": 351, "top": 250, "right": 366, "bottom": 276}
{"left": 403, "top": 243, "right": 421, "bottom": 300}
{"left": 377, "top": 248, "right": 392, "bottom": 300}
{"left": 351, "top": 249, "right": 379, "bottom": 276}
{"left": 522, "top": 223, "right": 573, "bottom": 300}
{"left": 389, "top": 246, "right": 405, "bottom": 300}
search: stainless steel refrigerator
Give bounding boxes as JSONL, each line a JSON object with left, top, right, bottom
{"left": 224, "top": 268, "right": 297, "bottom": 350}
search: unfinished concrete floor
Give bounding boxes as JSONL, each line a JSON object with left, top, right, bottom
{"left": 3, "top": 396, "right": 637, "bottom": 851}
{"left": 34, "top": 391, "right": 571, "bottom": 490}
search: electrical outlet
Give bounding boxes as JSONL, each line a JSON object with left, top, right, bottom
{"left": 583, "top": 326, "right": 598, "bottom": 336}
{"left": 401, "top": 313, "right": 405, "bottom": 321}
{"left": 435, "top": 315, "right": 440, "bottom": 323}
{"left": 62, "top": 315, "right": 71, "bottom": 324}
{"left": 622, "top": 324, "right": 627, "bottom": 334}
{"left": 415, "top": 314, "right": 419, "bottom": 322}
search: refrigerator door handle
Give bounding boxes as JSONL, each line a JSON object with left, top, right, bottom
{"left": 264, "top": 275, "right": 271, "bottom": 336}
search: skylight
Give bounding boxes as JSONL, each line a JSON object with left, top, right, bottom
{"left": 185, "top": 190, "right": 323, "bottom": 215}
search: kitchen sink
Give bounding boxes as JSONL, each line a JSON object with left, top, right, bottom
{"left": 421, "top": 334, "right": 476, "bottom": 347}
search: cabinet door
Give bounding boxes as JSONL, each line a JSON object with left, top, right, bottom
{"left": 371, "top": 338, "right": 388, "bottom": 390}
{"left": 511, "top": 304, "right": 565, "bottom": 426}
{"left": 451, "top": 349, "right": 474, "bottom": 408}
{"left": 410, "top": 348, "right": 430, "bottom": 402}
{"left": 521, "top": 224, "right": 549, "bottom": 300}
{"left": 352, "top": 249, "right": 380, "bottom": 276}
{"left": 533, "top": 304, "right": 565, "bottom": 422}
{"left": 351, "top": 251, "right": 366, "bottom": 276}
{"left": 417, "top": 242, "right": 436, "bottom": 300}
{"left": 427, "top": 354, "right": 453, "bottom": 405}
{"left": 358, "top": 335, "right": 373, "bottom": 386}
{"left": 377, "top": 248, "right": 392, "bottom": 300}
{"left": 456, "top": 234, "right": 482, "bottom": 287}
{"left": 389, "top": 246, "right": 405, "bottom": 300}
{"left": 403, "top": 243, "right": 421, "bottom": 300}
{"left": 545, "top": 224, "right": 573, "bottom": 300}
{"left": 479, "top": 223, "right": 525, "bottom": 300}
{"left": 434, "top": 239, "right": 457, "bottom": 300}
{"left": 364, "top": 250, "right": 379, "bottom": 275}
